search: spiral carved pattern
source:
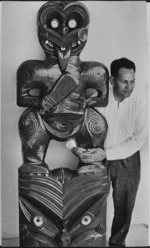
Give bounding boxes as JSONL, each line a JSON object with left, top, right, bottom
{"left": 75, "top": 108, "right": 107, "bottom": 149}
{"left": 86, "top": 108, "right": 105, "bottom": 134}
{"left": 81, "top": 63, "right": 108, "bottom": 96}
{"left": 86, "top": 108, "right": 107, "bottom": 147}
{"left": 19, "top": 110, "right": 40, "bottom": 142}
{"left": 85, "top": 65, "right": 105, "bottom": 82}
{"left": 78, "top": 28, "right": 88, "bottom": 42}
{"left": 43, "top": 113, "right": 84, "bottom": 139}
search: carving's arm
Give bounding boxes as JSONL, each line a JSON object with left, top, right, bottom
{"left": 80, "top": 61, "right": 109, "bottom": 108}
{"left": 17, "top": 62, "right": 79, "bottom": 113}
{"left": 17, "top": 62, "right": 43, "bottom": 108}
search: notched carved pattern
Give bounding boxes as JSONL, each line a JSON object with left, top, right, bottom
{"left": 19, "top": 168, "right": 109, "bottom": 247}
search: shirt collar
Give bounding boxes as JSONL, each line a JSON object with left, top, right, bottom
{"left": 109, "top": 86, "right": 132, "bottom": 105}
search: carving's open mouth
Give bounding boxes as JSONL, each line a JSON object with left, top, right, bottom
{"left": 71, "top": 40, "right": 81, "bottom": 49}
{"left": 45, "top": 40, "right": 54, "bottom": 48}
{"left": 43, "top": 39, "right": 84, "bottom": 71}
{"left": 44, "top": 39, "right": 82, "bottom": 51}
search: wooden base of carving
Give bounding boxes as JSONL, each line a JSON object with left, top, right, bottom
{"left": 19, "top": 166, "right": 109, "bottom": 247}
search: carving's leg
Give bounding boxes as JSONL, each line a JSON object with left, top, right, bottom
{"left": 18, "top": 108, "right": 50, "bottom": 175}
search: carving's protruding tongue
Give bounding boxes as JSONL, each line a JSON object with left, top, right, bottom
{"left": 56, "top": 45, "right": 71, "bottom": 72}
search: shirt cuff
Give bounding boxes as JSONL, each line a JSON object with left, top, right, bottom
{"left": 106, "top": 148, "right": 117, "bottom": 161}
{"left": 66, "top": 139, "right": 77, "bottom": 150}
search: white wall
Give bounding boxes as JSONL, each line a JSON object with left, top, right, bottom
{"left": 147, "top": 4, "right": 150, "bottom": 244}
{"left": 0, "top": 2, "right": 2, "bottom": 246}
{"left": 1, "top": 1, "right": 149, "bottom": 239}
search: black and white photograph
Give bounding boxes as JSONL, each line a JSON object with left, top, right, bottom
{"left": 1, "top": 1, "right": 149, "bottom": 247}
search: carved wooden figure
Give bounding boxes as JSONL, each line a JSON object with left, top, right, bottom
{"left": 17, "top": 1, "right": 109, "bottom": 246}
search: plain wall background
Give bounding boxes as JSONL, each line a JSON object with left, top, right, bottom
{"left": 147, "top": 4, "right": 150, "bottom": 243}
{"left": 0, "top": 2, "right": 2, "bottom": 246}
{"left": 1, "top": 1, "right": 149, "bottom": 239}
{"left": 147, "top": 4, "right": 150, "bottom": 244}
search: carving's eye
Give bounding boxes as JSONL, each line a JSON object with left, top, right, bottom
{"left": 81, "top": 215, "right": 92, "bottom": 226}
{"left": 68, "top": 19, "right": 77, "bottom": 29}
{"left": 50, "top": 19, "right": 59, "bottom": 28}
{"left": 33, "top": 216, "right": 43, "bottom": 227}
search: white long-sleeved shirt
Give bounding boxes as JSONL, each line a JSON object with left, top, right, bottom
{"left": 66, "top": 87, "right": 149, "bottom": 160}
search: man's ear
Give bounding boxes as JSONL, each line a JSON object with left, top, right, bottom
{"left": 110, "top": 76, "right": 115, "bottom": 86}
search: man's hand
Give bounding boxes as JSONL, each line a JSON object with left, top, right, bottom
{"left": 81, "top": 148, "right": 106, "bottom": 163}
{"left": 71, "top": 147, "right": 106, "bottom": 164}
{"left": 71, "top": 147, "right": 87, "bottom": 161}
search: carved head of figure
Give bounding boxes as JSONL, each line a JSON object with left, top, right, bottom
{"left": 19, "top": 168, "right": 109, "bottom": 247}
{"left": 37, "top": 1, "right": 90, "bottom": 69}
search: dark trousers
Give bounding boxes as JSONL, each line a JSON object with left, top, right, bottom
{"left": 108, "top": 151, "right": 141, "bottom": 246}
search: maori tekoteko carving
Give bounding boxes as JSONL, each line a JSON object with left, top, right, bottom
{"left": 17, "top": 1, "right": 109, "bottom": 247}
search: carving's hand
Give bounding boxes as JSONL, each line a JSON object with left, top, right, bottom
{"left": 81, "top": 148, "right": 106, "bottom": 163}
{"left": 40, "top": 95, "right": 56, "bottom": 115}
{"left": 71, "top": 147, "right": 87, "bottom": 160}
{"left": 86, "top": 98, "right": 97, "bottom": 107}
{"left": 85, "top": 88, "right": 98, "bottom": 107}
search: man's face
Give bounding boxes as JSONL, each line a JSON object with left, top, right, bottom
{"left": 111, "top": 67, "right": 135, "bottom": 101}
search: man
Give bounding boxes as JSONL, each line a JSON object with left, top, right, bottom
{"left": 66, "top": 58, "right": 148, "bottom": 246}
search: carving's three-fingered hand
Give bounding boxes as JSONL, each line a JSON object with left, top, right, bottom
{"left": 71, "top": 147, "right": 87, "bottom": 161}
{"left": 40, "top": 95, "right": 56, "bottom": 115}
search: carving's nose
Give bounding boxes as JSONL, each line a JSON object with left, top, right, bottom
{"left": 63, "top": 26, "right": 69, "bottom": 35}
{"left": 60, "top": 230, "right": 71, "bottom": 247}
{"left": 60, "top": 25, "right": 69, "bottom": 36}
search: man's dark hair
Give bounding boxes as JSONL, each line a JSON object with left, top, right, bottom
{"left": 110, "top": 57, "right": 136, "bottom": 77}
